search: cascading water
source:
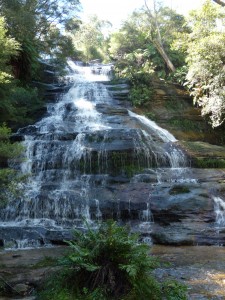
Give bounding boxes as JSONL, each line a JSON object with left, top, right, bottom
{"left": 213, "top": 196, "right": 225, "bottom": 227}
{"left": 0, "top": 60, "right": 193, "bottom": 248}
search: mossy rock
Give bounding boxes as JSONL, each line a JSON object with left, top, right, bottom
{"left": 179, "top": 141, "right": 225, "bottom": 168}
{"left": 169, "top": 185, "right": 190, "bottom": 195}
{"left": 193, "top": 158, "right": 225, "bottom": 168}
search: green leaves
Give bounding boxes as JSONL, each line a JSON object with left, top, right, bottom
{"left": 0, "top": 16, "right": 20, "bottom": 84}
{"left": 71, "top": 15, "right": 111, "bottom": 62}
{"left": 39, "top": 221, "right": 187, "bottom": 299}
{"left": 182, "top": 0, "right": 225, "bottom": 127}
{"left": 0, "top": 123, "right": 25, "bottom": 205}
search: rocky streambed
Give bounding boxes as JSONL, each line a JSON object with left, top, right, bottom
{"left": 152, "top": 245, "right": 225, "bottom": 300}
{"left": 0, "top": 245, "right": 225, "bottom": 299}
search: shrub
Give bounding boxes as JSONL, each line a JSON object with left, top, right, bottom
{"left": 0, "top": 123, "right": 25, "bottom": 205}
{"left": 129, "top": 84, "right": 154, "bottom": 107}
{"left": 38, "top": 221, "right": 187, "bottom": 300}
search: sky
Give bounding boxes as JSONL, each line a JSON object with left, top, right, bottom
{"left": 79, "top": 0, "right": 204, "bottom": 29}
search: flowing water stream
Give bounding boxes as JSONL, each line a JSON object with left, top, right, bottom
{"left": 0, "top": 61, "right": 208, "bottom": 248}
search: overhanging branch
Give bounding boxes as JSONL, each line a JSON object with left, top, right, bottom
{"left": 212, "top": 0, "right": 225, "bottom": 7}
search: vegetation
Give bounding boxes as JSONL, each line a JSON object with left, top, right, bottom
{"left": 0, "top": 0, "right": 81, "bottom": 130}
{"left": 0, "top": 124, "right": 25, "bottom": 206}
{"left": 106, "top": 0, "right": 225, "bottom": 131}
{"left": 0, "top": 0, "right": 225, "bottom": 128}
{"left": 0, "top": 0, "right": 81, "bottom": 75}
{"left": 38, "top": 221, "right": 187, "bottom": 300}
{"left": 194, "top": 158, "right": 225, "bottom": 168}
{"left": 169, "top": 185, "right": 190, "bottom": 195}
{"left": 108, "top": 1, "right": 189, "bottom": 109}
{"left": 173, "top": 0, "right": 225, "bottom": 128}
{"left": 71, "top": 15, "right": 112, "bottom": 62}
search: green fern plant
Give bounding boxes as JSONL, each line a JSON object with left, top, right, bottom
{"left": 38, "top": 221, "right": 187, "bottom": 300}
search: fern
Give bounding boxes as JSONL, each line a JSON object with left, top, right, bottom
{"left": 38, "top": 221, "right": 187, "bottom": 300}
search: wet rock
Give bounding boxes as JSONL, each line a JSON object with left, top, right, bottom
{"left": 13, "top": 283, "right": 30, "bottom": 295}
{"left": 96, "top": 104, "right": 128, "bottom": 115}
{"left": 18, "top": 125, "right": 38, "bottom": 135}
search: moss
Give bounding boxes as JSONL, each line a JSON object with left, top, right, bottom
{"left": 123, "top": 164, "right": 143, "bottom": 178}
{"left": 165, "top": 96, "right": 184, "bottom": 110}
{"left": 32, "top": 256, "right": 58, "bottom": 269}
{"left": 145, "top": 112, "right": 157, "bottom": 121}
{"left": 169, "top": 185, "right": 190, "bottom": 195}
{"left": 194, "top": 158, "right": 225, "bottom": 168}
{"left": 168, "top": 118, "right": 201, "bottom": 132}
{"left": 180, "top": 141, "right": 225, "bottom": 168}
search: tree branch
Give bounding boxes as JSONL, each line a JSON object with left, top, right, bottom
{"left": 212, "top": 0, "right": 225, "bottom": 7}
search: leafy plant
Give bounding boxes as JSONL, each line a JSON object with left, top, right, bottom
{"left": 173, "top": 0, "right": 225, "bottom": 127}
{"left": 38, "top": 221, "right": 187, "bottom": 300}
{"left": 162, "top": 279, "right": 187, "bottom": 300}
{"left": 0, "top": 123, "right": 25, "bottom": 205}
{"left": 129, "top": 84, "right": 154, "bottom": 107}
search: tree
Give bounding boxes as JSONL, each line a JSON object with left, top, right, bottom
{"left": 0, "top": 0, "right": 81, "bottom": 80}
{"left": 0, "top": 16, "right": 21, "bottom": 124}
{"left": 0, "top": 0, "right": 81, "bottom": 128}
{"left": 72, "top": 15, "right": 112, "bottom": 62}
{"left": 0, "top": 16, "right": 20, "bottom": 83}
{"left": 109, "top": 7, "right": 188, "bottom": 82}
{"left": 176, "top": 0, "right": 225, "bottom": 127}
{"left": 143, "top": 0, "right": 176, "bottom": 72}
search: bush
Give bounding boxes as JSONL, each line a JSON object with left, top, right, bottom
{"left": 38, "top": 221, "right": 187, "bottom": 300}
{"left": 0, "top": 123, "right": 25, "bottom": 205}
{"left": 129, "top": 84, "right": 154, "bottom": 107}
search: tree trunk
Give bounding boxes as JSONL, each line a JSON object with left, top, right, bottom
{"left": 153, "top": 40, "right": 176, "bottom": 72}
{"left": 212, "top": 0, "right": 225, "bottom": 6}
{"left": 144, "top": 0, "right": 176, "bottom": 72}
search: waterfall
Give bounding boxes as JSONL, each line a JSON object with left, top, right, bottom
{"left": 0, "top": 60, "right": 193, "bottom": 248}
{"left": 213, "top": 196, "right": 225, "bottom": 227}
{"left": 128, "top": 111, "right": 177, "bottom": 143}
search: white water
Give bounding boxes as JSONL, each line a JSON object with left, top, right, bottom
{"left": 213, "top": 196, "right": 225, "bottom": 227}
{"left": 128, "top": 110, "right": 177, "bottom": 142}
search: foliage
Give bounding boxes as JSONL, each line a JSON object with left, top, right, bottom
{"left": 0, "top": 0, "right": 81, "bottom": 127}
{"left": 109, "top": 5, "right": 188, "bottom": 80}
{"left": 129, "top": 83, "right": 154, "bottom": 107}
{"left": 7, "top": 86, "right": 42, "bottom": 127}
{"left": 0, "top": 123, "right": 25, "bottom": 205}
{"left": 0, "top": 16, "right": 20, "bottom": 83}
{"left": 162, "top": 279, "right": 188, "bottom": 300}
{"left": 168, "top": 66, "right": 189, "bottom": 85}
{"left": 38, "top": 221, "right": 187, "bottom": 300}
{"left": 174, "top": 0, "right": 225, "bottom": 127}
{"left": 71, "top": 15, "right": 111, "bottom": 62}
{"left": 0, "top": 81, "right": 42, "bottom": 128}
{"left": 109, "top": 4, "right": 189, "bottom": 110}
{"left": 0, "top": 0, "right": 81, "bottom": 80}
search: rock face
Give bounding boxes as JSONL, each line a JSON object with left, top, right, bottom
{"left": 1, "top": 62, "right": 225, "bottom": 248}
{"left": 136, "top": 76, "right": 225, "bottom": 146}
